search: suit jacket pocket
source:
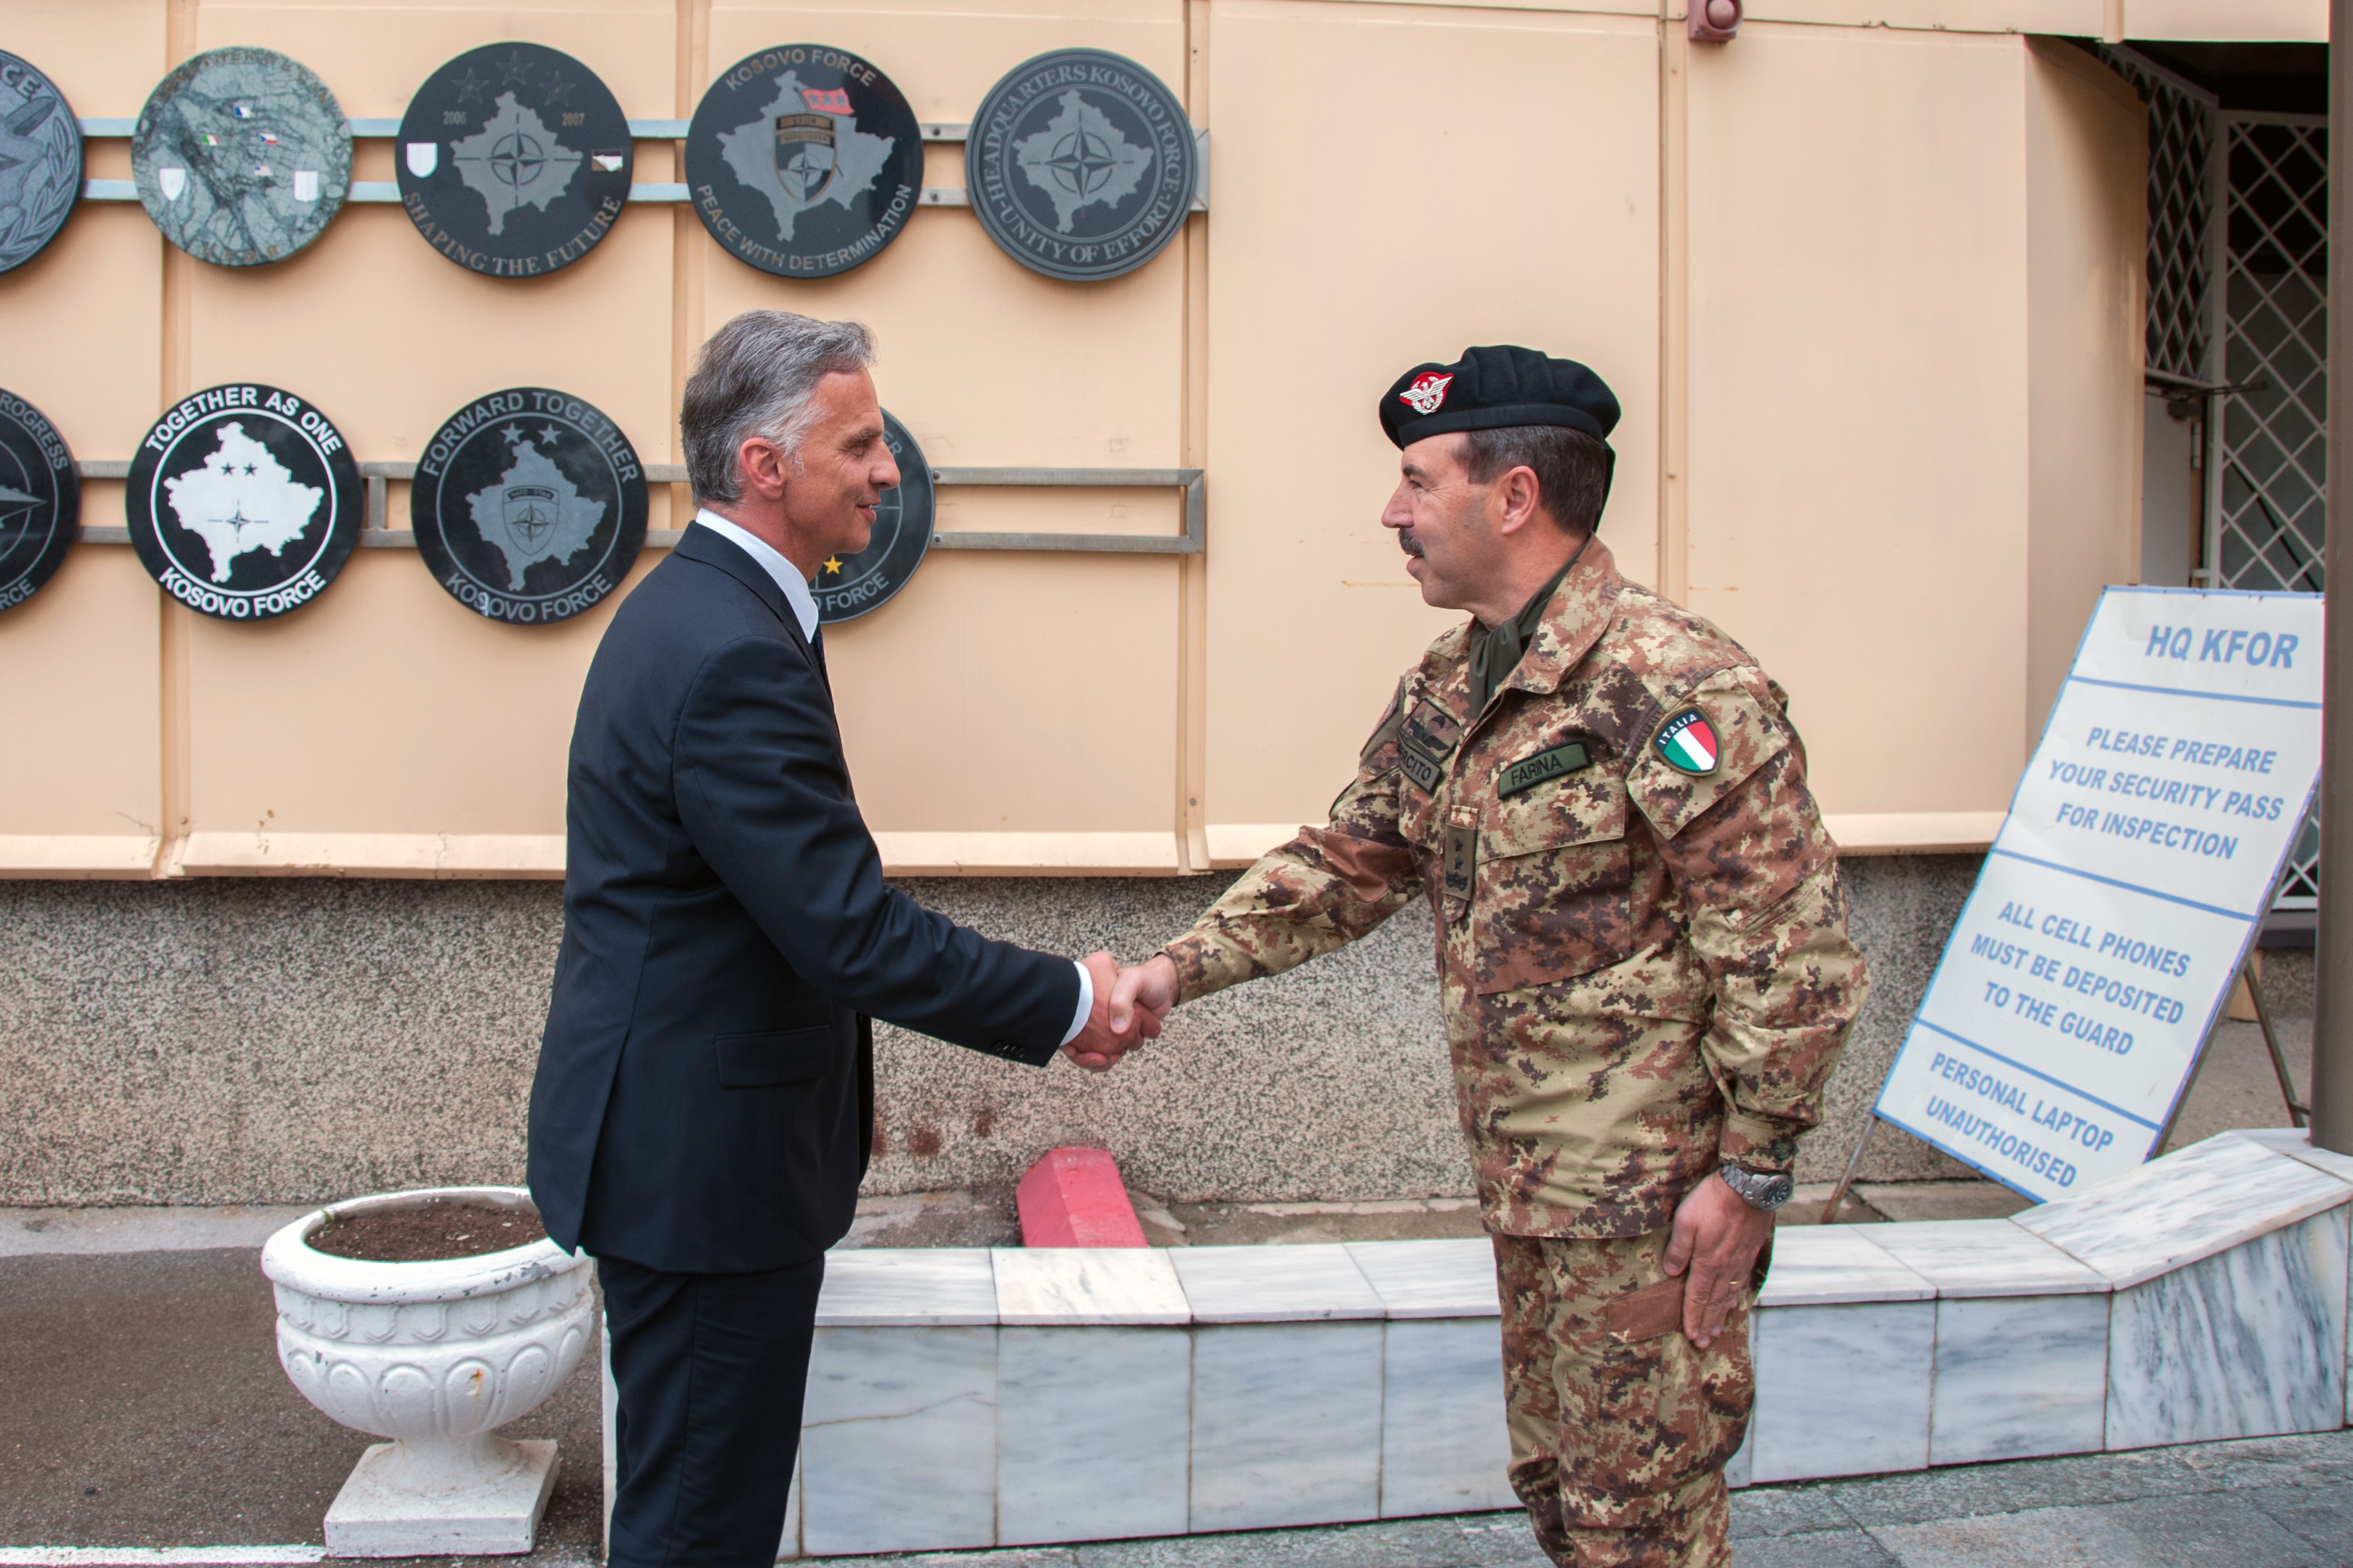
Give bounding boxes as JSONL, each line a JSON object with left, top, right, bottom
{"left": 714, "top": 1026, "right": 838, "bottom": 1088}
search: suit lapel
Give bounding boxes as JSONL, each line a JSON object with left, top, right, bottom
{"left": 675, "top": 522, "right": 825, "bottom": 681}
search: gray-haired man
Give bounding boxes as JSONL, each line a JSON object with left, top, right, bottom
{"left": 529, "top": 311, "right": 1147, "bottom": 1565}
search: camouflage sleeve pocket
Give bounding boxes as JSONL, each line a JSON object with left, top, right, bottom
{"left": 1627, "top": 667, "right": 1793, "bottom": 841}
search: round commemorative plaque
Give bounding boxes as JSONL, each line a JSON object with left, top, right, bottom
{"left": 0, "top": 389, "right": 80, "bottom": 613}
{"left": 397, "top": 43, "right": 632, "bottom": 278}
{"left": 684, "top": 45, "right": 922, "bottom": 279}
{"left": 0, "top": 50, "right": 83, "bottom": 274}
{"left": 126, "top": 384, "right": 362, "bottom": 621}
{"left": 812, "top": 410, "right": 931, "bottom": 625}
{"left": 412, "top": 388, "right": 648, "bottom": 625}
{"left": 965, "top": 49, "right": 1196, "bottom": 284}
{"left": 131, "top": 48, "right": 350, "bottom": 267}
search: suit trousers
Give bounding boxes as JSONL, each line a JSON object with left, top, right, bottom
{"left": 600, "top": 1251, "right": 827, "bottom": 1567}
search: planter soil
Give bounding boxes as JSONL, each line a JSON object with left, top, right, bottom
{"left": 306, "top": 1199, "right": 548, "bottom": 1262}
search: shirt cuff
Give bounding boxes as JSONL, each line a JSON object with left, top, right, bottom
{"left": 1058, "top": 959, "right": 1094, "bottom": 1047}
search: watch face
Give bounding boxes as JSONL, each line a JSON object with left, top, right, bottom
{"left": 411, "top": 386, "right": 647, "bottom": 624}
{"left": 396, "top": 42, "right": 632, "bottom": 277}
{"left": 126, "top": 384, "right": 362, "bottom": 620}
{"left": 685, "top": 44, "right": 922, "bottom": 278}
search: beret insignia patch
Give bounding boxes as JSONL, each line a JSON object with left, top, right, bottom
{"left": 1655, "top": 708, "right": 1719, "bottom": 775}
{"left": 1399, "top": 371, "right": 1453, "bottom": 415}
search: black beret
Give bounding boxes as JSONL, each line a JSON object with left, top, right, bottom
{"left": 1379, "top": 346, "right": 1621, "bottom": 450}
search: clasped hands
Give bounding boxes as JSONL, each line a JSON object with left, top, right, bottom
{"left": 1061, "top": 952, "right": 1180, "bottom": 1071}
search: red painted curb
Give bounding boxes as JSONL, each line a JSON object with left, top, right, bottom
{"left": 1016, "top": 1146, "right": 1148, "bottom": 1248}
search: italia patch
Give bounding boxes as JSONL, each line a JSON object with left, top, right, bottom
{"left": 1498, "top": 742, "right": 1590, "bottom": 798}
{"left": 1654, "top": 709, "right": 1719, "bottom": 775}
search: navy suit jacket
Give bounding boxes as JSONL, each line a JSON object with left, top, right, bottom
{"left": 528, "top": 523, "right": 1075, "bottom": 1272}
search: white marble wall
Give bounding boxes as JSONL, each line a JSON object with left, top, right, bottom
{"left": 588, "top": 1132, "right": 2353, "bottom": 1557}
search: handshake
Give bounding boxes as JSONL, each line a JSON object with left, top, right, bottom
{"left": 1061, "top": 952, "right": 1180, "bottom": 1072}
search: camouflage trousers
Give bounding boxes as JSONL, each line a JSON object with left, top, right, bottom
{"left": 1492, "top": 1229, "right": 1758, "bottom": 1568}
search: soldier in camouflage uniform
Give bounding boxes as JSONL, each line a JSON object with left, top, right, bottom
{"left": 1112, "top": 347, "right": 1869, "bottom": 1567}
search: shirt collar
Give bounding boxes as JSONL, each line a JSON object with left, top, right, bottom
{"left": 693, "top": 508, "right": 820, "bottom": 643}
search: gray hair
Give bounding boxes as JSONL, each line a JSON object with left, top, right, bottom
{"left": 682, "top": 311, "right": 877, "bottom": 503}
{"left": 1460, "top": 425, "right": 1612, "bottom": 535}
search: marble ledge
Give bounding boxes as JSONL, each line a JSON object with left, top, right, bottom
{"left": 2227, "top": 1126, "right": 2353, "bottom": 1187}
{"left": 1866, "top": 1219, "right": 2110, "bottom": 1299}
{"left": 991, "top": 1247, "right": 1190, "bottom": 1325}
{"left": 816, "top": 1247, "right": 997, "bottom": 1326}
{"left": 1344, "top": 1238, "right": 1500, "bottom": 1319}
{"left": 2016, "top": 1133, "right": 2352, "bottom": 1290}
{"left": 1170, "top": 1243, "right": 1386, "bottom": 1323}
{"left": 1757, "top": 1225, "right": 1933, "bottom": 1306}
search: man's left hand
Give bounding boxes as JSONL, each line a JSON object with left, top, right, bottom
{"left": 1661, "top": 1169, "right": 1775, "bottom": 1349}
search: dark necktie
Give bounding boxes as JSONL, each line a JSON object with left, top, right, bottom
{"left": 809, "top": 623, "right": 831, "bottom": 692}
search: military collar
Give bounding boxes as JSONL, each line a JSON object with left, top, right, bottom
{"left": 1494, "top": 535, "right": 1623, "bottom": 699}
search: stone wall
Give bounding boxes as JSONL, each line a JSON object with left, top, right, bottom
{"left": 0, "top": 854, "right": 1978, "bottom": 1206}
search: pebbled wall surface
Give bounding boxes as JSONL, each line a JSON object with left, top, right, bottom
{"left": 0, "top": 855, "right": 1977, "bottom": 1206}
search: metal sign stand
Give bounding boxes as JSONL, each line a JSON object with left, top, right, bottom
{"left": 1816, "top": 952, "right": 2311, "bottom": 1223}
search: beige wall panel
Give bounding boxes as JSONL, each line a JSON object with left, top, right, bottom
{"left": 1685, "top": 26, "right": 2030, "bottom": 818}
{"left": 700, "top": 213, "right": 1188, "bottom": 468}
{"left": 4, "top": 0, "right": 165, "bottom": 111}
{"left": 194, "top": 1, "right": 680, "bottom": 117}
{"left": 0, "top": 206, "right": 164, "bottom": 462}
{"left": 2025, "top": 39, "right": 2144, "bottom": 747}
{"left": 2122, "top": 0, "right": 2326, "bottom": 42}
{"left": 1743, "top": 0, "right": 2099, "bottom": 30}
{"left": 178, "top": 547, "right": 657, "bottom": 838}
{"left": 0, "top": 540, "right": 162, "bottom": 841}
{"left": 1204, "top": 1, "right": 1661, "bottom": 828}
{"left": 826, "top": 553, "right": 1180, "bottom": 832}
{"left": 710, "top": 1, "right": 1185, "bottom": 117}
{"left": 183, "top": 207, "right": 680, "bottom": 470}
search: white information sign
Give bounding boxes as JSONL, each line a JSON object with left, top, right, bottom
{"left": 1872, "top": 587, "right": 2323, "bottom": 1201}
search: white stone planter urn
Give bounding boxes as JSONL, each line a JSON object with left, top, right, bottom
{"left": 261, "top": 1185, "right": 594, "bottom": 1557}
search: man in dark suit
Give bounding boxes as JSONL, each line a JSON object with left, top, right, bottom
{"left": 528, "top": 310, "right": 1151, "bottom": 1567}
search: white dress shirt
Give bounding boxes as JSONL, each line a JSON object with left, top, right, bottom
{"left": 689, "top": 510, "right": 1094, "bottom": 1047}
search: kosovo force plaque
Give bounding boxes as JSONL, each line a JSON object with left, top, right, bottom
{"left": 131, "top": 49, "right": 349, "bottom": 266}
{"left": 126, "top": 384, "right": 362, "bottom": 621}
{"left": 0, "top": 389, "right": 80, "bottom": 613}
{"left": 397, "top": 43, "right": 632, "bottom": 277}
{"left": 966, "top": 49, "right": 1195, "bottom": 283}
{"left": 0, "top": 51, "right": 82, "bottom": 274}
{"left": 813, "top": 410, "right": 931, "bottom": 624}
{"left": 413, "top": 388, "right": 647, "bottom": 624}
{"left": 685, "top": 45, "right": 921, "bottom": 278}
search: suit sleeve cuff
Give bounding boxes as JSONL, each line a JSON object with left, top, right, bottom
{"left": 1057, "top": 959, "right": 1093, "bottom": 1048}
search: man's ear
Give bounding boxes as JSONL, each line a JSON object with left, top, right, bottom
{"left": 735, "top": 436, "right": 789, "bottom": 501}
{"left": 1494, "top": 465, "right": 1544, "bottom": 537}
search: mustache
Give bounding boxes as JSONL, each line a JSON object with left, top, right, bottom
{"left": 1397, "top": 529, "right": 1425, "bottom": 558}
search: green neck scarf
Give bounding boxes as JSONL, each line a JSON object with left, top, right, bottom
{"left": 1467, "top": 537, "right": 1589, "bottom": 712}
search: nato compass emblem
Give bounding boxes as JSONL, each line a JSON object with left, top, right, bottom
{"left": 0, "top": 51, "right": 82, "bottom": 275}
{"left": 397, "top": 43, "right": 632, "bottom": 278}
{"left": 131, "top": 49, "right": 349, "bottom": 267}
{"left": 0, "top": 389, "right": 80, "bottom": 613}
{"left": 126, "top": 384, "right": 362, "bottom": 621}
{"left": 412, "top": 388, "right": 647, "bottom": 625}
{"left": 685, "top": 45, "right": 921, "bottom": 278}
{"left": 812, "top": 410, "right": 931, "bottom": 625}
{"left": 966, "top": 49, "right": 1196, "bottom": 283}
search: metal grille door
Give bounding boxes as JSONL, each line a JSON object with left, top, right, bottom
{"left": 2211, "top": 111, "right": 2327, "bottom": 908}
{"left": 2104, "top": 47, "right": 2213, "bottom": 379}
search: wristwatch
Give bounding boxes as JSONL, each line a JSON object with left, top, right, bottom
{"left": 1718, "top": 1164, "right": 1795, "bottom": 1212}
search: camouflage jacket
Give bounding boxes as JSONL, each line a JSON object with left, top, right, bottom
{"left": 1163, "top": 538, "right": 1868, "bottom": 1238}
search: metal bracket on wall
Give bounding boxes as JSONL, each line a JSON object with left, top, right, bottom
{"left": 72, "top": 460, "right": 1204, "bottom": 555}
{"left": 73, "top": 118, "right": 1209, "bottom": 212}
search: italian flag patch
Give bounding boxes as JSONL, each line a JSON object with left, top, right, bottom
{"left": 1655, "top": 709, "right": 1719, "bottom": 775}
